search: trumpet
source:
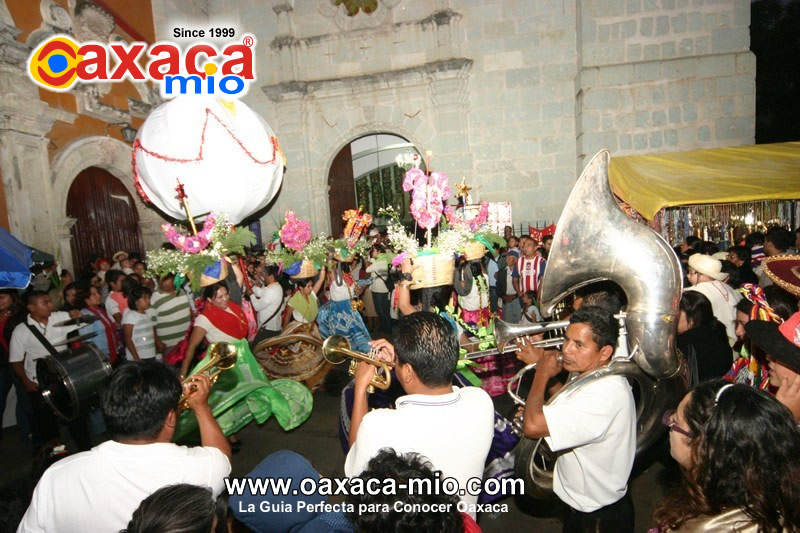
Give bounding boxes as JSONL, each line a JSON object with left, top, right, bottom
{"left": 322, "top": 335, "right": 393, "bottom": 393}
{"left": 178, "top": 342, "right": 238, "bottom": 412}
{"left": 494, "top": 318, "right": 571, "bottom": 353}
{"left": 493, "top": 312, "right": 628, "bottom": 353}
{"left": 461, "top": 335, "right": 565, "bottom": 361}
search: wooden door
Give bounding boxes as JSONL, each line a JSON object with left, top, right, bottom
{"left": 327, "top": 143, "right": 355, "bottom": 238}
{"left": 67, "top": 167, "right": 143, "bottom": 274}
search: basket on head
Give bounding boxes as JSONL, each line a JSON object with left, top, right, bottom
{"left": 333, "top": 252, "right": 355, "bottom": 263}
{"left": 409, "top": 253, "right": 455, "bottom": 289}
{"left": 198, "top": 260, "right": 229, "bottom": 287}
{"left": 291, "top": 259, "right": 319, "bottom": 279}
{"left": 464, "top": 241, "right": 486, "bottom": 261}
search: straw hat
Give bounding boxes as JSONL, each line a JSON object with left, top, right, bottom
{"left": 112, "top": 251, "right": 128, "bottom": 263}
{"left": 688, "top": 254, "right": 727, "bottom": 281}
{"left": 711, "top": 251, "right": 728, "bottom": 261}
{"left": 745, "top": 311, "right": 800, "bottom": 373}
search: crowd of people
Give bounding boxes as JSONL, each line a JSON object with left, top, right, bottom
{"left": 1, "top": 223, "right": 800, "bottom": 532}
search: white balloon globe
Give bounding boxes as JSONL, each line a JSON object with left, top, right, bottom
{"left": 132, "top": 96, "right": 284, "bottom": 225}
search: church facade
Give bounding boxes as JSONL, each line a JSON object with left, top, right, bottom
{"left": 1, "top": 0, "right": 754, "bottom": 271}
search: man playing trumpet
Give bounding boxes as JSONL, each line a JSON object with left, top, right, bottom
{"left": 19, "top": 361, "right": 231, "bottom": 532}
{"left": 520, "top": 305, "right": 636, "bottom": 532}
{"left": 345, "top": 311, "right": 494, "bottom": 517}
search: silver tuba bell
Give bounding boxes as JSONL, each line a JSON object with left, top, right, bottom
{"left": 513, "top": 150, "right": 688, "bottom": 497}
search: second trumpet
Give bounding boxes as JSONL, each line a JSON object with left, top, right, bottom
{"left": 322, "top": 335, "right": 393, "bottom": 392}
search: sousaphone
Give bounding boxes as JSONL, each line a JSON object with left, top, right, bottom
{"left": 514, "top": 150, "right": 688, "bottom": 497}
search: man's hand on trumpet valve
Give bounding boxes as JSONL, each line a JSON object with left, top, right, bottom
{"left": 182, "top": 373, "right": 212, "bottom": 411}
{"left": 367, "top": 338, "right": 397, "bottom": 365}
{"left": 516, "top": 333, "right": 546, "bottom": 365}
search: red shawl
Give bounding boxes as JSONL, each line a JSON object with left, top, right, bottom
{"left": 200, "top": 301, "right": 249, "bottom": 339}
{"left": 85, "top": 306, "right": 120, "bottom": 364}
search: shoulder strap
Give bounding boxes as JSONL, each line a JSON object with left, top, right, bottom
{"left": 25, "top": 323, "right": 59, "bottom": 356}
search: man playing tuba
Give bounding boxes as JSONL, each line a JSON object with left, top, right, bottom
{"left": 520, "top": 305, "right": 636, "bottom": 532}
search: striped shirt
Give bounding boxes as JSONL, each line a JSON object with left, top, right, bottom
{"left": 150, "top": 291, "right": 192, "bottom": 348}
{"left": 517, "top": 255, "right": 546, "bottom": 293}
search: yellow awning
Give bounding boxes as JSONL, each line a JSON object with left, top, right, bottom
{"left": 608, "top": 142, "right": 800, "bottom": 220}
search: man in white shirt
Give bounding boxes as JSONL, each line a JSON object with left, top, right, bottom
{"left": 345, "top": 312, "right": 494, "bottom": 517}
{"left": 9, "top": 290, "right": 88, "bottom": 450}
{"left": 251, "top": 265, "right": 284, "bottom": 344}
{"left": 18, "top": 360, "right": 232, "bottom": 532}
{"left": 522, "top": 306, "right": 636, "bottom": 532}
{"left": 684, "top": 254, "right": 741, "bottom": 346}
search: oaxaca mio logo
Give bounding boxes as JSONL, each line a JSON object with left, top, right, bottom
{"left": 27, "top": 34, "right": 256, "bottom": 98}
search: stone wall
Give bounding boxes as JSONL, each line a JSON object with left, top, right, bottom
{"left": 152, "top": 0, "right": 756, "bottom": 233}
{"left": 578, "top": 0, "right": 754, "bottom": 166}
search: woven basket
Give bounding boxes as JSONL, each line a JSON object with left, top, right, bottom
{"left": 464, "top": 241, "right": 486, "bottom": 261}
{"left": 253, "top": 322, "right": 332, "bottom": 390}
{"left": 198, "top": 260, "right": 229, "bottom": 287}
{"left": 291, "top": 259, "right": 319, "bottom": 279}
{"left": 333, "top": 252, "right": 355, "bottom": 263}
{"left": 409, "top": 253, "right": 455, "bottom": 289}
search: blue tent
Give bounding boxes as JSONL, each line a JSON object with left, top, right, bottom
{"left": 0, "top": 227, "right": 33, "bottom": 289}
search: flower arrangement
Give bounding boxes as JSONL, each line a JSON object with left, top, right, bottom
{"left": 162, "top": 213, "right": 216, "bottom": 253}
{"left": 444, "top": 202, "right": 489, "bottom": 232}
{"left": 342, "top": 208, "right": 372, "bottom": 248}
{"left": 279, "top": 211, "right": 311, "bottom": 251}
{"left": 147, "top": 212, "right": 255, "bottom": 290}
{"left": 402, "top": 168, "right": 450, "bottom": 230}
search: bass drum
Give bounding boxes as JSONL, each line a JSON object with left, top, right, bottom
{"left": 36, "top": 343, "right": 112, "bottom": 422}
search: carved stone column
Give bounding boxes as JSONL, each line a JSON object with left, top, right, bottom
{"left": 55, "top": 216, "right": 77, "bottom": 272}
{"left": 0, "top": 10, "right": 76, "bottom": 253}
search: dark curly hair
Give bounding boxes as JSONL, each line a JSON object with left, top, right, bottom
{"left": 653, "top": 380, "right": 800, "bottom": 531}
{"left": 346, "top": 448, "right": 462, "bottom": 533}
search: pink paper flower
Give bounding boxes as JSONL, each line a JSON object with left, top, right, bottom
{"left": 391, "top": 251, "right": 411, "bottom": 267}
{"left": 279, "top": 211, "right": 311, "bottom": 251}
{"left": 162, "top": 212, "right": 216, "bottom": 253}
{"left": 403, "top": 169, "right": 450, "bottom": 230}
{"left": 444, "top": 201, "right": 489, "bottom": 232}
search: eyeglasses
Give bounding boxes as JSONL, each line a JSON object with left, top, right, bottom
{"left": 662, "top": 409, "right": 691, "bottom": 438}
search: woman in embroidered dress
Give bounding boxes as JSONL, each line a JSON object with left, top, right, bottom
{"left": 180, "top": 282, "right": 249, "bottom": 378}
{"left": 77, "top": 285, "right": 119, "bottom": 363}
{"left": 652, "top": 380, "right": 800, "bottom": 532}
{"left": 316, "top": 262, "right": 372, "bottom": 353}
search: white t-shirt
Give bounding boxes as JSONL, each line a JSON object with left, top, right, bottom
{"left": 121, "top": 308, "right": 157, "bottom": 360}
{"left": 459, "top": 274, "right": 489, "bottom": 311}
{"left": 685, "top": 280, "right": 742, "bottom": 346}
{"left": 18, "top": 440, "right": 231, "bottom": 533}
{"left": 9, "top": 313, "right": 81, "bottom": 381}
{"left": 251, "top": 283, "right": 284, "bottom": 331}
{"left": 366, "top": 261, "right": 389, "bottom": 294}
{"left": 345, "top": 386, "right": 494, "bottom": 516}
{"left": 543, "top": 375, "right": 636, "bottom": 512}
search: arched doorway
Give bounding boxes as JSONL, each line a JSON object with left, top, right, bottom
{"left": 67, "top": 167, "right": 144, "bottom": 275}
{"left": 327, "top": 133, "right": 425, "bottom": 237}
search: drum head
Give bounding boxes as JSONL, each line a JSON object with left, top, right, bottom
{"left": 37, "top": 344, "right": 112, "bottom": 422}
{"left": 37, "top": 357, "right": 74, "bottom": 420}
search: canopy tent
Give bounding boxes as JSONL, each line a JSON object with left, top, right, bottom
{"left": 0, "top": 227, "right": 33, "bottom": 289}
{"left": 608, "top": 142, "right": 800, "bottom": 220}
